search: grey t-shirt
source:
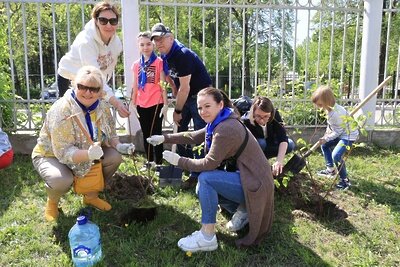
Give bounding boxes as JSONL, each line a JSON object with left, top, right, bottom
{"left": 0, "top": 128, "right": 12, "bottom": 156}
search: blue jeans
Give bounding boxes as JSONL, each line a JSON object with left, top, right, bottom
{"left": 321, "top": 138, "right": 353, "bottom": 180}
{"left": 197, "top": 170, "right": 245, "bottom": 224}
{"left": 177, "top": 96, "right": 206, "bottom": 177}
{"left": 257, "top": 138, "right": 296, "bottom": 159}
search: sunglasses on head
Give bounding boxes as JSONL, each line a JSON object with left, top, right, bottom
{"left": 77, "top": 83, "right": 101, "bottom": 93}
{"left": 97, "top": 17, "right": 118, "bottom": 26}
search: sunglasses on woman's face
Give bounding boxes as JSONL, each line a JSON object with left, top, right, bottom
{"left": 77, "top": 83, "right": 100, "bottom": 93}
{"left": 97, "top": 17, "right": 118, "bottom": 26}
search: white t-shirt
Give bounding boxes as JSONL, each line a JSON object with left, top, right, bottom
{"left": 324, "top": 104, "right": 359, "bottom": 141}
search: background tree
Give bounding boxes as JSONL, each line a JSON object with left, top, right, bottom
{"left": 0, "top": 4, "right": 13, "bottom": 128}
{"left": 379, "top": 0, "right": 400, "bottom": 97}
{"left": 296, "top": 5, "right": 360, "bottom": 96}
{"left": 2, "top": 2, "right": 93, "bottom": 99}
{"left": 142, "top": 1, "right": 295, "bottom": 97}
{"left": 295, "top": 0, "right": 400, "bottom": 98}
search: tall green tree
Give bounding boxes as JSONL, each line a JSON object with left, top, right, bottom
{"left": 0, "top": 4, "right": 12, "bottom": 128}
{"left": 2, "top": 2, "right": 93, "bottom": 98}
{"left": 142, "top": 1, "right": 295, "bottom": 97}
{"left": 296, "top": 0, "right": 400, "bottom": 97}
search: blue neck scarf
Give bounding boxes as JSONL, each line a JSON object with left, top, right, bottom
{"left": 138, "top": 52, "right": 157, "bottom": 91}
{"left": 205, "top": 107, "right": 233, "bottom": 151}
{"left": 71, "top": 90, "right": 99, "bottom": 141}
{"left": 161, "top": 39, "right": 185, "bottom": 75}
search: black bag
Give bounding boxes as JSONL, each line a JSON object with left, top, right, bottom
{"left": 218, "top": 120, "right": 249, "bottom": 172}
{"left": 233, "top": 95, "right": 253, "bottom": 116}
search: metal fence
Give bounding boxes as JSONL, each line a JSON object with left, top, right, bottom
{"left": 1, "top": 0, "right": 399, "bottom": 133}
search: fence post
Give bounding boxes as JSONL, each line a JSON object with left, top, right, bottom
{"left": 359, "top": 0, "right": 383, "bottom": 128}
{"left": 121, "top": 0, "right": 140, "bottom": 135}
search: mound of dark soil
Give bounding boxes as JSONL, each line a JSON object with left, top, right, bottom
{"left": 277, "top": 173, "right": 348, "bottom": 221}
{"left": 105, "top": 172, "right": 154, "bottom": 203}
{"left": 105, "top": 172, "right": 157, "bottom": 224}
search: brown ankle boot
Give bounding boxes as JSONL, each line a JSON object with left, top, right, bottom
{"left": 45, "top": 198, "right": 59, "bottom": 222}
{"left": 83, "top": 196, "right": 112, "bottom": 211}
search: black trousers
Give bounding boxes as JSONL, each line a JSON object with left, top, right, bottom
{"left": 57, "top": 74, "right": 71, "bottom": 97}
{"left": 137, "top": 104, "right": 164, "bottom": 164}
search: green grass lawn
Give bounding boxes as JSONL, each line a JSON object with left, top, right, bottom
{"left": 1, "top": 145, "right": 399, "bottom": 266}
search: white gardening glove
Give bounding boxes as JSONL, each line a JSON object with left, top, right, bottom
{"left": 116, "top": 143, "right": 135, "bottom": 155}
{"left": 88, "top": 142, "right": 103, "bottom": 161}
{"left": 146, "top": 135, "right": 165, "bottom": 146}
{"left": 162, "top": 150, "right": 180, "bottom": 166}
{"left": 131, "top": 105, "right": 140, "bottom": 118}
{"left": 160, "top": 105, "right": 169, "bottom": 123}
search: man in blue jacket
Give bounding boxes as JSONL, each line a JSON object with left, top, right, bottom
{"left": 151, "top": 23, "right": 212, "bottom": 188}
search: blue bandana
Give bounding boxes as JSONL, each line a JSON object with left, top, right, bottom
{"left": 205, "top": 107, "right": 233, "bottom": 151}
{"left": 161, "top": 39, "right": 185, "bottom": 76}
{"left": 71, "top": 90, "right": 99, "bottom": 141}
{"left": 138, "top": 52, "right": 157, "bottom": 91}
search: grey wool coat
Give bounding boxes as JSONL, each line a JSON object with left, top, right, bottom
{"left": 164, "top": 113, "right": 274, "bottom": 247}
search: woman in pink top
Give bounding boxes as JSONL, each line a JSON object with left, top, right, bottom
{"left": 131, "top": 31, "right": 168, "bottom": 165}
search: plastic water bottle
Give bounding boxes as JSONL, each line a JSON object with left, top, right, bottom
{"left": 68, "top": 215, "right": 102, "bottom": 267}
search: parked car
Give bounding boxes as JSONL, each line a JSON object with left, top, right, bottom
{"left": 114, "top": 86, "right": 173, "bottom": 101}
{"left": 114, "top": 87, "right": 128, "bottom": 100}
{"left": 42, "top": 82, "right": 58, "bottom": 100}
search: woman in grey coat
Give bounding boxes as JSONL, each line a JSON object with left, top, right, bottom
{"left": 147, "top": 87, "right": 274, "bottom": 252}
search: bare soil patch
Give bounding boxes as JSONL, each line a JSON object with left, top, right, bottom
{"left": 277, "top": 173, "right": 348, "bottom": 221}
{"left": 105, "top": 172, "right": 157, "bottom": 225}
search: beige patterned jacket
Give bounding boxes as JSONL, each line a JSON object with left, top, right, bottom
{"left": 32, "top": 89, "right": 118, "bottom": 177}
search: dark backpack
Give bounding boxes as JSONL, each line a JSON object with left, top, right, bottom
{"left": 217, "top": 119, "right": 249, "bottom": 172}
{"left": 233, "top": 95, "right": 252, "bottom": 116}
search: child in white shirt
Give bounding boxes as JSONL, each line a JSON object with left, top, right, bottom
{"left": 312, "top": 85, "right": 359, "bottom": 190}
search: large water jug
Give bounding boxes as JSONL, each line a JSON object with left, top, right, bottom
{"left": 68, "top": 215, "right": 102, "bottom": 267}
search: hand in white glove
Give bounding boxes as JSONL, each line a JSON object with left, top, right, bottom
{"left": 146, "top": 135, "right": 165, "bottom": 146}
{"left": 131, "top": 105, "right": 140, "bottom": 118}
{"left": 88, "top": 142, "right": 104, "bottom": 161}
{"left": 162, "top": 150, "right": 180, "bottom": 166}
{"left": 160, "top": 105, "right": 169, "bottom": 123}
{"left": 116, "top": 143, "right": 135, "bottom": 155}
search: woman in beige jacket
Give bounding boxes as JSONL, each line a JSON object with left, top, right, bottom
{"left": 32, "top": 66, "right": 135, "bottom": 222}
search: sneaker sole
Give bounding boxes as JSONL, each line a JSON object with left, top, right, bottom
{"left": 226, "top": 220, "right": 249, "bottom": 232}
{"left": 336, "top": 187, "right": 349, "bottom": 190}
{"left": 336, "top": 185, "right": 351, "bottom": 190}
{"left": 178, "top": 243, "right": 218, "bottom": 252}
{"left": 317, "top": 173, "right": 336, "bottom": 178}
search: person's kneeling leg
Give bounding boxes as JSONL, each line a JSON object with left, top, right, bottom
{"left": 33, "top": 157, "right": 73, "bottom": 221}
{"left": 197, "top": 170, "right": 248, "bottom": 232}
{"left": 178, "top": 170, "right": 228, "bottom": 252}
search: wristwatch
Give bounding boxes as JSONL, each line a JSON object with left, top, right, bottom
{"left": 174, "top": 108, "right": 182, "bottom": 114}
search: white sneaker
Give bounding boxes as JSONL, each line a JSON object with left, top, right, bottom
{"left": 177, "top": 231, "right": 218, "bottom": 252}
{"left": 317, "top": 168, "right": 337, "bottom": 178}
{"left": 226, "top": 210, "right": 249, "bottom": 232}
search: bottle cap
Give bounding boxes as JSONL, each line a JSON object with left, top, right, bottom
{"left": 77, "top": 215, "right": 88, "bottom": 225}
